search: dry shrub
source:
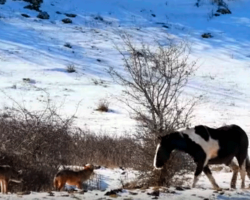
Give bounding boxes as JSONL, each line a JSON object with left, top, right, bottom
{"left": 72, "top": 130, "right": 139, "bottom": 168}
{"left": 66, "top": 64, "right": 76, "bottom": 73}
{"left": 95, "top": 99, "right": 110, "bottom": 112}
{"left": 0, "top": 102, "right": 76, "bottom": 191}
{"left": 0, "top": 97, "right": 139, "bottom": 192}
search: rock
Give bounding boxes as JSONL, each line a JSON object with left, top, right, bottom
{"left": 56, "top": 11, "right": 62, "bottom": 14}
{"left": 23, "top": 0, "right": 43, "bottom": 11}
{"left": 104, "top": 189, "right": 122, "bottom": 196}
{"left": 21, "top": 14, "right": 30, "bottom": 18}
{"left": 182, "top": 186, "right": 191, "bottom": 190}
{"left": 23, "top": 78, "right": 36, "bottom": 84}
{"left": 151, "top": 14, "right": 156, "bottom": 17}
{"left": 37, "top": 11, "right": 49, "bottom": 19}
{"left": 217, "top": 8, "right": 231, "bottom": 14}
{"left": 16, "top": 191, "right": 31, "bottom": 195}
{"left": 147, "top": 190, "right": 159, "bottom": 197}
{"left": 65, "top": 13, "right": 77, "bottom": 18}
{"left": 129, "top": 191, "right": 138, "bottom": 195}
{"left": 201, "top": 33, "right": 213, "bottom": 38}
{"left": 23, "top": 0, "right": 43, "bottom": 4}
{"left": 163, "top": 189, "right": 175, "bottom": 194}
{"left": 61, "top": 194, "right": 69, "bottom": 197}
{"left": 0, "top": 0, "right": 6, "bottom": 5}
{"left": 94, "top": 15, "right": 104, "bottom": 21}
{"left": 47, "top": 191, "right": 54, "bottom": 196}
{"left": 155, "top": 22, "right": 165, "bottom": 25}
{"left": 175, "top": 186, "right": 185, "bottom": 191}
{"left": 64, "top": 43, "right": 72, "bottom": 48}
{"left": 23, "top": 78, "right": 31, "bottom": 82}
{"left": 62, "top": 18, "right": 72, "bottom": 24}
{"left": 24, "top": 4, "right": 40, "bottom": 11}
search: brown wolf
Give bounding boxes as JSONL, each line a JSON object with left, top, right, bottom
{"left": 0, "top": 165, "right": 22, "bottom": 194}
{"left": 53, "top": 164, "right": 94, "bottom": 191}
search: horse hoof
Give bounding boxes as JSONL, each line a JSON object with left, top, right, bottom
{"left": 215, "top": 187, "right": 223, "bottom": 191}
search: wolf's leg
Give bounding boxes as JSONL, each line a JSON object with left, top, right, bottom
{"left": 76, "top": 181, "right": 82, "bottom": 190}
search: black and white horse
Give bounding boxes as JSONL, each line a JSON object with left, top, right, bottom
{"left": 154, "top": 124, "right": 250, "bottom": 190}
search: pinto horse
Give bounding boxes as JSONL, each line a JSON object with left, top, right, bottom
{"left": 154, "top": 124, "right": 250, "bottom": 190}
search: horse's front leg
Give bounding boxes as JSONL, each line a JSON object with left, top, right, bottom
{"left": 203, "top": 165, "right": 221, "bottom": 190}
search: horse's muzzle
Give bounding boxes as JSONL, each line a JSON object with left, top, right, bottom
{"left": 153, "top": 167, "right": 163, "bottom": 171}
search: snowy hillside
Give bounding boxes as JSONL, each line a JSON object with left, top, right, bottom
{"left": 0, "top": 0, "right": 250, "bottom": 199}
{"left": 0, "top": 0, "right": 249, "bottom": 135}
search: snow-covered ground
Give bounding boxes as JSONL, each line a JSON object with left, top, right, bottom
{"left": 2, "top": 167, "right": 250, "bottom": 200}
{"left": 0, "top": 0, "right": 250, "bottom": 199}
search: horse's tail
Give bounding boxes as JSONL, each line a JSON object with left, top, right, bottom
{"left": 245, "top": 154, "right": 250, "bottom": 178}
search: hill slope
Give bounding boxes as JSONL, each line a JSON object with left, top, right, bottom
{"left": 0, "top": 0, "right": 250, "bottom": 134}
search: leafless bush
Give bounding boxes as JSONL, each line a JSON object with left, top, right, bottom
{"left": 0, "top": 95, "right": 139, "bottom": 191}
{"left": 66, "top": 64, "right": 76, "bottom": 73}
{"left": 0, "top": 96, "right": 77, "bottom": 191}
{"left": 95, "top": 99, "right": 110, "bottom": 112}
{"left": 109, "top": 34, "right": 199, "bottom": 186}
{"left": 72, "top": 130, "right": 139, "bottom": 168}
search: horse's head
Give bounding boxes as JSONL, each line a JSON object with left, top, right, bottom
{"left": 153, "top": 132, "right": 183, "bottom": 170}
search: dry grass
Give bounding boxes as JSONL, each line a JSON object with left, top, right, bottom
{"left": 95, "top": 99, "right": 109, "bottom": 112}
{"left": 66, "top": 64, "right": 76, "bottom": 73}
{"left": 0, "top": 97, "right": 139, "bottom": 192}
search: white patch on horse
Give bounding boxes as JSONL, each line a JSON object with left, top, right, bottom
{"left": 153, "top": 143, "right": 162, "bottom": 169}
{"left": 182, "top": 128, "right": 220, "bottom": 166}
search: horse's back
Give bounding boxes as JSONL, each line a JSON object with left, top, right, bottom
{"left": 213, "top": 124, "right": 248, "bottom": 144}
{"left": 209, "top": 124, "right": 248, "bottom": 165}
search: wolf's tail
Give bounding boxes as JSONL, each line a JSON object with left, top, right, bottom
{"left": 53, "top": 177, "right": 59, "bottom": 191}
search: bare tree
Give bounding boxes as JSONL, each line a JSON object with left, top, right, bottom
{"left": 109, "top": 34, "right": 199, "bottom": 186}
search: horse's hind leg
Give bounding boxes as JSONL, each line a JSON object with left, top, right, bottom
{"left": 239, "top": 159, "right": 246, "bottom": 189}
{"left": 235, "top": 149, "right": 248, "bottom": 189}
{"left": 192, "top": 160, "right": 205, "bottom": 188}
{"left": 228, "top": 159, "right": 239, "bottom": 189}
{"left": 203, "top": 165, "right": 220, "bottom": 190}
{"left": 245, "top": 156, "right": 250, "bottom": 181}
